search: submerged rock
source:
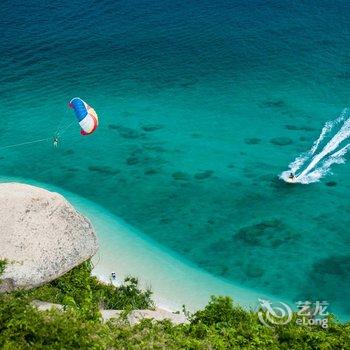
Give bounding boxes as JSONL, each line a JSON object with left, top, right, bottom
{"left": 65, "top": 167, "right": 79, "bottom": 172}
{"left": 0, "top": 183, "right": 98, "bottom": 292}
{"left": 299, "top": 254, "right": 350, "bottom": 312}
{"left": 260, "top": 99, "right": 286, "bottom": 109}
{"left": 144, "top": 168, "right": 160, "bottom": 176}
{"left": 244, "top": 137, "right": 261, "bottom": 145}
{"left": 233, "top": 219, "right": 298, "bottom": 247}
{"left": 312, "top": 255, "right": 350, "bottom": 277}
{"left": 88, "top": 165, "right": 120, "bottom": 175}
{"left": 172, "top": 171, "right": 189, "bottom": 181}
{"left": 141, "top": 124, "right": 163, "bottom": 132}
{"left": 194, "top": 170, "right": 214, "bottom": 180}
{"left": 143, "top": 144, "right": 166, "bottom": 153}
{"left": 270, "top": 137, "right": 293, "bottom": 146}
{"left": 285, "top": 124, "right": 315, "bottom": 132}
{"left": 245, "top": 264, "right": 264, "bottom": 278}
{"left": 108, "top": 124, "right": 119, "bottom": 130}
{"left": 126, "top": 156, "right": 140, "bottom": 166}
{"left": 62, "top": 149, "right": 75, "bottom": 156}
{"left": 109, "top": 124, "right": 145, "bottom": 139}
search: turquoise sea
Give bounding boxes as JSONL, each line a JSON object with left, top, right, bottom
{"left": 1, "top": 1, "right": 350, "bottom": 318}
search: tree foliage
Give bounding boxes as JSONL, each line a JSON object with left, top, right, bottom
{"left": 0, "top": 259, "right": 6, "bottom": 279}
{"left": 17, "top": 260, "right": 154, "bottom": 315}
{"left": 0, "top": 261, "right": 349, "bottom": 349}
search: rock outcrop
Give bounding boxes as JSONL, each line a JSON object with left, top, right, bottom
{"left": 0, "top": 183, "right": 98, "bottom": 291}
{"left": 31, "top": 300, "right": 188, "bottom": 325}
{"left": 101, "top": 308, "right": 188, "bottom": 325}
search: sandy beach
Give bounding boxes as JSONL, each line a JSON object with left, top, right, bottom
{"left": 0, "top": 176, "right": 286, "bottom": 313}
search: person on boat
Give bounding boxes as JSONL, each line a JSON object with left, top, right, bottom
{"left": 288, "top": 172, "right": 295, "bottom": 180}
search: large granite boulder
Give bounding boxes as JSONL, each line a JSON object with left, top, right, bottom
{"left": 0, "top": 183, "right": 98, "bottom": 291}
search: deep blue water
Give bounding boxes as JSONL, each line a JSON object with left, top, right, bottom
{"left": 1, "top": 0, "right": 350, "bottom": 318}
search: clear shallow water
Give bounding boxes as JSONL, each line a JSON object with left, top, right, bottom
{"left": 2, "top": 176, "right": 277, "bottom": 313}
{"left": 1, "top": 0, "right": 350, "bottom": 318}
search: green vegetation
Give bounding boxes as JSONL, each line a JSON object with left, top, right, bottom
{"left": 0, "top": 259, "right": 6, "bottom": 279}
{"left": 18, "top": 260, "right": 153, "bottom": 314}
{"left": 0, "top": 260, "right": 349, "bottom": 349}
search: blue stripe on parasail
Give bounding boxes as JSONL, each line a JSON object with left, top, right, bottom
{"left": 70, "top": 98, "right": 88, "bottom": 122}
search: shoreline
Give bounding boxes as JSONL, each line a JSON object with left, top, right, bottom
{"left": 0, "top": 176, "right": 289, "bottom": 313}
{"left": 88, "top": 207, "right": 280, "bottom": 313}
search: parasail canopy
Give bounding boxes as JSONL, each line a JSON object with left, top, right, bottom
{"left": 68, "top": 97, "right": 98, "bottom": 135}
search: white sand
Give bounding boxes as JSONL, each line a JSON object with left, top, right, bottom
{"left": 1, "top": 177, "right": 286, "bottom": 312}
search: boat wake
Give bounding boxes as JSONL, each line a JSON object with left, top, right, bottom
{"left": 280, "top": 109, "right": 350, "bottom": 184}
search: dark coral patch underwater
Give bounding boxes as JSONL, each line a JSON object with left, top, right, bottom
{"left": 88, "top": 166, "right": 120, "bottom": 175}
{"left": 194, "top": 170, "right": 214, "bottom": 180}
{"left": 141, "top": 124, "right": 164, "bottom": 132}
{"left": 233, "top": 219, "right": 300, "bottom": 248}
{"left": 260, "top": 99, "right": 287, "bottom": 109}
{"left": 244, "top": 138, "right": 261, "bottom": 145}
{"left": 270, "top": 137, "right": 293, "bottom": 146}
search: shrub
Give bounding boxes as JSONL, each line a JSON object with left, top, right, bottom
{"left": 18, "top": 260, "right": 154, "bottom": 314}
{"left": 1, "top": 261, "right": 349, "bottom": 349}
{"left": 0, "top": 293, "right": 110, "bottom": 349}
{"left": 90, "top": 275, "right": 154, "bottom": 310}
{"left": 0, "top": 260, "right": 6, "bottom": 277}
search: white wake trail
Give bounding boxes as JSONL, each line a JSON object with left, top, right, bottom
{"left": 280, "top": 109, "right": 350, "bottom": 184}
{"left": 300, "top": 142, "right": 350, "bottom": 184}
{"left": 310, "top": 108, "right": 347, "bottom": 155}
